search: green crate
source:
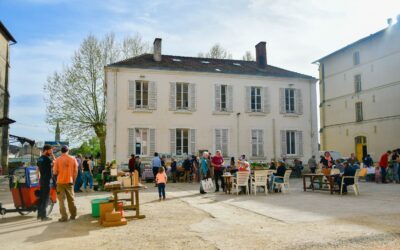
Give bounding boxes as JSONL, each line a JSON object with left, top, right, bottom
{"left": 91, "top": 198, "right": 109, "bottom": 217}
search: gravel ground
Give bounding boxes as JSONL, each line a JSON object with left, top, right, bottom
{"left": 0, "top": 178, "right": 399, "bottom": 249}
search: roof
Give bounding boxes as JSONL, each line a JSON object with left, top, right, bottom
{"left": 0, "top": 21, "right": 16, "bottom": 43}
{"left": 313, "top": 22, "right": 399, "bottom": 63}
{"left": 107, "top": 54, "right": 315, "bottom": 80}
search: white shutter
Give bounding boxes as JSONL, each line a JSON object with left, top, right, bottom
{"left": 296, "top": 89, "right": 303, "bottom": 115}
{"left": 227, "top": 85, "right": 233, "bottom": 112}
{"left": 215, "top": 84, "right": 221, "bottom": 111}
{"left": 263, "top": 87, "right": 270, "bottom": 113}
{"left": 258, "top": 130, "right": 264, "bottom": 157}
{"left": 169, "top": 82, "right": 176, "bottom": 111}
{"left": 245, "top": 86, "right": 251, "bottom": 113}
{"left": 251, "top": 129, "right": 257, "bottom": 157}
{"left": 280, "top": 130, "right": 287, "bottom": 156}
{"left": 129, "top": 81, "right": 135, "bottom": 109}
{"left": 169, "top": 129, "right": 176, "bottom": 155}
{"left": 189, "top": 83, "right": 196, "bottom": 111}
{"left": 148, "top": 81, "right": 157, "bottom": 110}
{"left": 128, "top": 128, "right": 135, "bottom": 156}
{"left": 222, "top": 129, "right": 229, "bottom": 157}
{"left": 296, "top": 131, "right": 303, "bottom": 156}
{"left": 149, "top": 128, "right": 156, "bottom": 156}
{"left": 215, "top": 129, "right": 222, "bottom": 152}
{"left": 190, "top": 129, "right": 196, "bottom": 155}
{"left": 279, "top": 88, "right": 285, "bottom": 114}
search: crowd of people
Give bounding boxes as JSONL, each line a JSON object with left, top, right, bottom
{"left": 34, "top": 143, "right": 400, "bottom": 221}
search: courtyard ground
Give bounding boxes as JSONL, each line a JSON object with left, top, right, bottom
{"left": 0, "top": 177, "right": 399, "bottom": 250}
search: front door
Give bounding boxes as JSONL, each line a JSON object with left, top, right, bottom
{"left": 355, "top": 136, "right": 367, "bottom": 162}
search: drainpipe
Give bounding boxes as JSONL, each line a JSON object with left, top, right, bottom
{"left": 272, "top": 118, "right": 276, "bottom": 160}
{"left": 113, "top": 70, "right": 118, "bottom": 160}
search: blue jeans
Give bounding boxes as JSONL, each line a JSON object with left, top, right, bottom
{"left": 269, "top": 175, "right": 283, "bottom": 192}
{"left": 83, "top": 171, "right": 93, "bottom": 189}
{"left": 380, "top": 167, "right": 387, "bottom": 183}
{"left": 158, "top": 183, "right": 166, "bottom": 198}
{"left": 393, "top": 163, "right": 399, "bottom": 182}
{"left": 74, "top": 171, "right": 83, "bottom": 191}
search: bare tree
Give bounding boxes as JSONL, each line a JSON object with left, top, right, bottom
{"left": 199, "top": 43, "right": 232, "bottom": 59}
{"left": 121, "top": 33, "right": 150, "bottom": 58}
{"left": 242, "top": 51, "right": 254, "bottom": 61}
{"left": 44, "top": 33, "right": 148, "bottom": 164}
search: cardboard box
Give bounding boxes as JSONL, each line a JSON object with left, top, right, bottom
{"left": 105, "top": 211, "right": 122, "bottom": 222}
{"left": 102, "top": 218, "right": 127, "bottom": 227}
{"left": 99, "top": 202, "right": 114, "bottom": 225}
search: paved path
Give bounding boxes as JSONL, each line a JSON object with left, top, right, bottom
{"left": 0, "top": 178, "right": 399, "bottom": 249}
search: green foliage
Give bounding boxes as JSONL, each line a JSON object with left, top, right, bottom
{"left": 70, "top": 137, "right": 100, "bottom": 157}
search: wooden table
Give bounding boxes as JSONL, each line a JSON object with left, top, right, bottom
{"left": 222, "top": 175, "right": 233, "bottom": 194}
{"left": 303, "top": 173, "right": 339, "bottom": 194}
{"left": 110, "top": 186, "right": 147, "bottom": 219}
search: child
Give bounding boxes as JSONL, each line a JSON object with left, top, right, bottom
{"left": 156, "top": 167, "right": 167, "bottom": 201}
{"left": 375, "top": 166, "right": 381, "bottom": 183}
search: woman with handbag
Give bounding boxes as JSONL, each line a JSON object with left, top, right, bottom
{"left": 200, "top": 152, "right": 210, "bottom": 194}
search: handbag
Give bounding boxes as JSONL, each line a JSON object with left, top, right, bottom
{"left": 201, "top": 178, "right": 214, "bottom": 192}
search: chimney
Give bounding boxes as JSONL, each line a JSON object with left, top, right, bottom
{"left": 153, "top": 38, "right": 162, "bottom": 62}
{"left": 387, "top": 18, "right": 393, "bottom": 26}
{"left": 255, "top": 41, "right": 267, "bottom": 68}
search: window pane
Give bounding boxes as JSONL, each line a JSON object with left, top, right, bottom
{"left": 256, "top": 96, "right": 261, "bottom": 110}
{"left": 183, "top": 92, "right": 188, "bottom": 108}
{"left": 136, "top": 82, "right": 142, "bottom": 107}
{"left": 291, "top": 132, "right": 296, "bottom": 154}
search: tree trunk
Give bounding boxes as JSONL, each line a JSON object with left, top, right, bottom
{"left": 93, "top": 123, "right": 106, "bottom": 167}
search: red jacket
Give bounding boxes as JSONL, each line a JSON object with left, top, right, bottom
{"left": 379, "top": 153, "right": 389, "bottom": 168}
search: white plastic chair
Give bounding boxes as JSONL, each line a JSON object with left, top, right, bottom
{"left": 251, "top": 170, "right": 268, "bottom": 195}
{"left": 341, "top": 169, "right": 360, "bottom": 195}
{"left": 271, "top": 170, "right": 292, "bottom": 193}
{"left": 232, "top": 172, "right": 250, "bottom": 195}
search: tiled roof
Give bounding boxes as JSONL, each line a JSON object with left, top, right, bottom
{"left": 107, "top": 54, "right": 315, "bottom": 80}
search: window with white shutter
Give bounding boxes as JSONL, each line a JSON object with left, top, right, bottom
{"left": 251, "top": 129, "right": 264, "bottom": 157}
{"left": 176, "top": 129, "right": 189, "bottom": 155}
{"left": 128, "top": 128, "right": 135, "bottom": 155}
{"left": 295, "top": 89, "right": 303, "bottom": 115}
{"left": 148, "top": 81, "right": 157, "bottom": 110}
{"left": 215, "top": 84, "right": 232, "bottom": 112}
{"left": 169, "top": 129, "right": 176, "bottom": 155}
{"left": 295, "top": 131, "right": 303, "bottom": 156}
{"left": 135, "top": 81, "right": 149, "bottom": 109}
{"left": 149, "top": 128, "right": 156, "bottom": 156}
{"left": 190, "top": 129, "right": 196, "bottom": 155}
{"left": 262, "top": 87, "right": 270, "bottom": 113}
{"left": 286, "top": 130, "right": 296, "bottom": 155}
{"left": 251, "top": 87, "right": 262, "bottom": 112}
{"left": 280, "top": 130, "right": 287, "bottom": 156}
{"left": 128, "top": 81, "right": 135, "bottom": 109}
{"left": 134, "top": 128, "right": 149, "bottom": 156}
{"left": 189, "top": 83, "right": 196, "bottom": 111}
{"left": 245, "top": 86, "right": 251, "bottom": 112}
{"left": 176, "top": 83, "right": 189, "bottom": 110}
{"left": 215, "top": 129, "right": 229, "bottom": 157}
{"left": 285, "top": 88, "right": 295, "bottom": 113}
{"left": 169, "top": 82, "right": 176, "bottom": 111}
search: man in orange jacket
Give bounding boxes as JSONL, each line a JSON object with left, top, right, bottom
{"left": 53, "top": 145, "right": 78, "bottom": 222}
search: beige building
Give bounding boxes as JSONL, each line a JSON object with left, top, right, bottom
{"left": 315, "top": 17, "right": 400, "bottom": 162}
{"left": 105, "top": 39, "right": 318, "bottom": 164}
{"left": 0, "top": 21, "right": 16, "bottom": 173}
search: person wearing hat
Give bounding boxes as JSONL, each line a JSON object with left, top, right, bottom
{"left": 53, "top": 145, "right": 78, "bottom": 222}
{"left": 37, "top": 144, "right": 55, "bottom": 221}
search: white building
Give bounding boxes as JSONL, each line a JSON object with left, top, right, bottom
{"left": 105, "top": 39, "right": 318, "bottom": 164}
{"left": 314, "top": 17, "right": 400, "bottom": 161}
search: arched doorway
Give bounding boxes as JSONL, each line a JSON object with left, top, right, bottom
{"left": 355, "top": 136, "right": 367, "bottom": 162}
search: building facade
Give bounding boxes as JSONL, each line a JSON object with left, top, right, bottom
{"left": 0, "top": 22, "right": 16, "bottom": 173}
{"left": 315, "top": 17, "right": 400, "bottom": 161}
{"left": 106, "top": 39, "right": 318, "bottom": 164}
